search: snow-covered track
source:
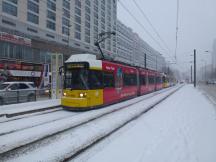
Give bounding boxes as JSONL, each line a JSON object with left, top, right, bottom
{"left": 0, "top": 109, "right": 77, "bottom": 136}
{"left": 0, "top": 85, "right": 182, "bottom": 161}
{"left": 0, "top": 107, "right": 63, "bottom": 123}
{"left": 0, "top": 99, "right": 61, "bottom": 123}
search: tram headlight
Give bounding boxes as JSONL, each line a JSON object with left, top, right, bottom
{"left": 79, "top": 92, "right": 87, "bottom": 98}
{"left": 63, "top": 92, "right": 67, "bottom": 96}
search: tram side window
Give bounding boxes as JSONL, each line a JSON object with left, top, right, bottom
{"left": 162, "top": 76, "right": 166, "bottom": 83}
{"left": 140, "top": 75, "right": 146, "bottom": 85}
{"left": 103, "top": 72, "right": 114, "bottom": 88}
{"left": 89, "top": 70, "right": 103, "bottom": 89}
{"left": 157, "top": 77, "right": 162, "bottom": 84}
{"left": 149, "top": 76, "right": 155, "bottom": 84}
{"left": 124, "top": 74, "right": 137, "bottom": 86}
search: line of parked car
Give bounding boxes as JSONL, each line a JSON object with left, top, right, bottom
{"left": 206, "top": 80, "right": 216, "bottom": 85}
{"left": 0, "top": 81, "right": 51, "bottom": 105}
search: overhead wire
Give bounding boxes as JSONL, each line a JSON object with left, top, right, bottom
{"left": 132, "top": 0, "right": 173, "bottom": 57}
{"left": 175, "top": 0, "right": 180, "bottom": 61}
{"left": 119, "top": 0, "right": 176, "bottom": 63}
{"left": 118, "top": 0, "right": 167, "bottom": 53}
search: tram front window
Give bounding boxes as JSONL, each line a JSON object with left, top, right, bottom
{"left": 64, "top": 69, "right": 103, "bottom": 90}
{"left": 65, "top": 69, "right": 89, "bottom": 90}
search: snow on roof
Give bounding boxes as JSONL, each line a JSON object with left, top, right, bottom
{"left": 66, "top": 54, "right": 97, "bottom": 63}
{"left": 2, "top": 81, "right": 34, "bottom": 84}
{"left": 65, "top": 54, "right": 102, "bottom": 69}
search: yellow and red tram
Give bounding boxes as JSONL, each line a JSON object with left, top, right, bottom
{"left": 61, "top": 54, "right": 171, "bottom": 110}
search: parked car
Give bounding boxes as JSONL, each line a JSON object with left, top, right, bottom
{"left": 37, "top": 84, "right": 51, "bottom": 98}
{"left": 0, "top": 82, "right": 36, "bottom": 105}
{"left": 206, "top": 80, "right": 216, "bottom": 85}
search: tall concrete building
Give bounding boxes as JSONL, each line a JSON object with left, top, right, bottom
{"left": 115, "top": 20, "right": 133, "bottom": 64}
{"left": 0, "top": 0, "right": 117, "bottom": 84}
{"left": 116, "top": 20, "right": 166, "bottom": 72}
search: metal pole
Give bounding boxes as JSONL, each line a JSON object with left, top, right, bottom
{"left": 205, "top": 61, "right": 206, "bottom": 82}
{"left": 156, "top": 55, "right": 157, "bottom": 71}
{"left": 194, "top": 49, "right": 196, "bottom": 87}
{"left": 191, "top": 65, "right": 193, "bottom": 83}
{"left": 144, "top": 53, "right": 147, "bottom": 69}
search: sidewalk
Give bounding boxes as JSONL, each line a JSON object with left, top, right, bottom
{"left": 80, "top": 85, "right": 216, "bottom": 162}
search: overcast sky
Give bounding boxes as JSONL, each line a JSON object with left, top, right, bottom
{"left": 117, "top": 0, "right": 216, "bottom": 72}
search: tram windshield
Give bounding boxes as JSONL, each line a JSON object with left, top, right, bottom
{"left": 64, "top": 69, "right": 103, "bottom": 90}
{"left": 65, "top": 69, "right": 89, "bottom": 90}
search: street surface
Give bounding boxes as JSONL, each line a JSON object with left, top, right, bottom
{"left": 75, "top": 85, "right": 216, "bottom": 162}
{"left": 1, "top": 85, "right": 216, "bottom": 162}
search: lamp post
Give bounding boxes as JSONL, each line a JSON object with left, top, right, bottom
{"left": 190, "top": 64, "right": 193, "bottom": 83}
{"left": 194, "top": 49, "right": 197, "bottom": 87}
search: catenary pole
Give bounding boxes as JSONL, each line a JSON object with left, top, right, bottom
{"left": 194, "top": 49, "right": 196, "bottom": 87}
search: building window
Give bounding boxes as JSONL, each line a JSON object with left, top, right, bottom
{"left": 75, "top": 0, "right": 81, "bottom": 8}
{"left": 27, "top": 0, "right": 39, "bottom": 13}
{"left": 27, "top": 12, "right": 39, "bottom": 24}
{"left": 85, "top": 14, "right": 90, "bottom": 21}
{"left": 75, "top": 15, "right": 81, "bottom": 24}
{"left": 63, "top": 0, "right": 70, "bottom": 10}
{"left": 2, "top": 1, "right": 17, "bottom": 16}
{"left": 46, "top": 20, "right": 56, "bottom": 30}
{"left": 75, "top": 24, "right": 81, "bottom": 32}
{"left": 85, "top": 28, "right": 90, "bottom": 36}
{"left": 6, "top": 0, "right": 18, "bottom": 4}
{"left": 85, "top": 6, "right": 90, "bottom": 14}
{"left": 85, "top": 36, "right": 90, "bottom": 43}
{"left": 2, "top": 19, "right": 16, "bottom": 26}
{"left": 63, "top": 8, "right": 70, "bottom": 18}
{"left": 47, "top": 10, "right": 56, "bottom": 21}
{"left": 85, "top": 21, "right": 90, "bottom": 28}
{"left": 75, "top": 7, "right": 81, "bottom": 16}
{"left": 94, "top": 0, "right": 98, "bottom": 5}
{"left": 62, "top": 27, "right": 69, "bottom": 35}
{"left": 85, "top": 0, "right": 90, "bottom": 6}
{"left": 94, "top": 19, "right": 98, "bottom": 26}
{"left": 47, "top": 0, "right": 56, "bottom": 11}
{"left": 62, "top": 17, "right": 70, "bottom": 27}
{"left": 75, "top": 32, "right": 81, "bottom": 40}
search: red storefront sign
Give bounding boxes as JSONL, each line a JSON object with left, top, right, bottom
{"left": 0, "top": 32, "right": 31, "bottom": 46}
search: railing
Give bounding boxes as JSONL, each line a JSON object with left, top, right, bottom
{"left": 0, "top": 89, "right": 51, "bottom": 106}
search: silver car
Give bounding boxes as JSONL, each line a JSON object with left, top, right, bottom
{"left": 0, "top": 82, "right": 36, "bottom": 105}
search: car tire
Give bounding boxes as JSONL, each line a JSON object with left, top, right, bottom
{"left": 27, "top": 94, "right": 35, "bottom": 102}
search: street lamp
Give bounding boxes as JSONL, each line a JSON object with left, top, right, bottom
{"left": 189, "top": 49, "right": 196, "bottom": 87}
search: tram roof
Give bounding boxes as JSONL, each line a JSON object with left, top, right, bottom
{"left": 65, "top": 54, "right": 102, "bottom": 70}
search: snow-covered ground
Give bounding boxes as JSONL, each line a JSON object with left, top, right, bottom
{"left": 0, "top": 86, "right": 180, "bottom": 161}
{"left": 76, "top": 85, "right": 216, "bottom": 162}
{"left": 0, "top": 99, "right": 60, "bottom": 117}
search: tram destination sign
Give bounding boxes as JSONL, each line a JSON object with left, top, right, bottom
{"left": 66, "top": 62, "right": 89, "bottom": 69}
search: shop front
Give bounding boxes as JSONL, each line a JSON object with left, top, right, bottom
{"left": 0, "top": 60, "right": 43, "bottom": 86}
{"left": 0, "top": 32, "right": 51, "bottom": 87}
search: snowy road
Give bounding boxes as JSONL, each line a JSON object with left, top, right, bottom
{"left": 0, "top": 85, "right": 180, "bottom": 161}
{"left": 76, "top": 85, "right": 216, "bottom": 162}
